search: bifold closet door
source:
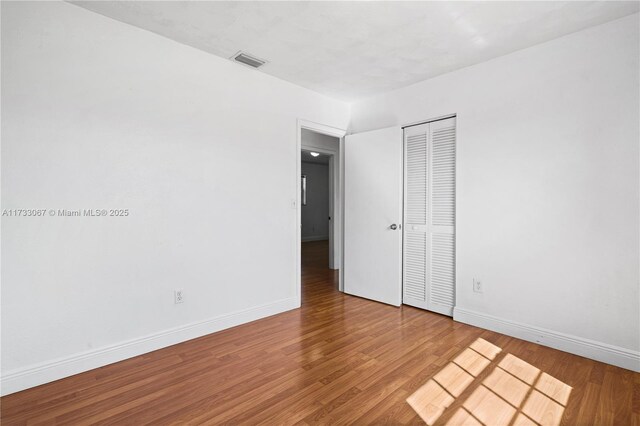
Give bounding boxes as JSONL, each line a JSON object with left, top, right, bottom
{"left": 403, "top": 117, "right": 456, "bottom": 316}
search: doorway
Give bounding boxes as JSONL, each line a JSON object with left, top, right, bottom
{"left": 296, "top": 121, "right": 346, "bottom": 305}
{"left": 300, "top": 138, "right": 337, "bottom": 271}
{"left": 301, "top": 149, "right": 333, "bottom": 245}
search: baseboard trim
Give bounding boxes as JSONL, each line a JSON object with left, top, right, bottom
{"left": 453, "top": 307, "right": 640, "bottom": 372}
{"left": 301, "top": 236, "right": 329, "bottom": 242}
{"left": 1, "top": 297, "right": 299, "bottom": 396}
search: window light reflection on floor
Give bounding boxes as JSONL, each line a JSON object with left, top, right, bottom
{"left": 406, "top": 338, "right": 572, "bottom": 426}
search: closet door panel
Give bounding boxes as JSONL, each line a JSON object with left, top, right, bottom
{"left": 403, "top": 123, "right": 429, "bottom": 309}
{"left": 427, "top": 117, "right": 456, "bottom": 316}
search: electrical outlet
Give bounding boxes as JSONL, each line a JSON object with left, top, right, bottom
{"left": 473, "top": 278, "right": 483, "bottom": 294}
{"left": 174, "top": 289, "right": 184, "bottom": 304}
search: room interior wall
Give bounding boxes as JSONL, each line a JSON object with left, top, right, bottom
{"left": 350, "top": 14, "right": 640, "bottom": 371}
{"left": 301, "top": 162, "right": 330, "bottom": 242}
{"left": 0, "top": 1, "right": 350, "bottom": 395}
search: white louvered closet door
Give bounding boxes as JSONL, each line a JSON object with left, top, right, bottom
{"left": 403, "top": 117, "right": 456, "bottom": 316}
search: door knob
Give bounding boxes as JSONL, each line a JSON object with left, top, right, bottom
{"left": 390, "top": 224, "right": 398, "bottom": 230}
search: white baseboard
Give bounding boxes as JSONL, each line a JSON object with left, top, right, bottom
{"left": 453, "top": 307, "right": 640, "bottom": 372}
{"left": 1, "top": 297, "right": 299, "bottom": 396}
{"left": 301, "top": 235, "right": 329, "bottom": 242}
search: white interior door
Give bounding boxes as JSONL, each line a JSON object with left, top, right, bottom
{"left": 403, "top": 117, "right": 456, "bottom": 316}
{"left": 344, "top": 126, "right": 402, "bottom": 306}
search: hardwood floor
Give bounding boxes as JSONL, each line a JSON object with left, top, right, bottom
{"left": 2, "top": 240, "right": 638, "bottom": 425}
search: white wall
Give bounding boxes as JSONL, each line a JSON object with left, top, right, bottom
{"left": 351, "top": 14, "right": 640, "bottom": 371}
{"left": 301, "top": 162, "right": 330, "bottom": 241}
{"left": 0, "top": 1, "right": 350, "bottom": 394}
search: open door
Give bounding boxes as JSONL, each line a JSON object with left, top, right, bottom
{"left": 343, "top": 126, "right": 402, "bottom": 306}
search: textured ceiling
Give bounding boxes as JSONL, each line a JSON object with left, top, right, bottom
{"left": 72, "top": 1, "right": 639, "bottom": 101}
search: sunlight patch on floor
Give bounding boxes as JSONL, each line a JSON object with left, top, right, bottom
{"left": 406, "top": 338, "right": 572, "bottom": 426}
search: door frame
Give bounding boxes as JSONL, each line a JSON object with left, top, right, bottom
{"left": 296, "top": 120, "right": 347, "bottom": 305}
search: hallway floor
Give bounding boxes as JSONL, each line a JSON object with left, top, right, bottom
{"left": 1, "top": 240, "right": 637, "bottom": 424}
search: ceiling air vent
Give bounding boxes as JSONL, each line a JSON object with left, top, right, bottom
{"left": 231, "top": 51, "right": 266, "bottom": 69}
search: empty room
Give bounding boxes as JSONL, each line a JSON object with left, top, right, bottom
{"left": 1, "top": 1, "right": 639, "bottom": 425}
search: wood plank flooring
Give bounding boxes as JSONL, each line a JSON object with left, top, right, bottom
{"left": 1, "top": 240, "right": 638, "bottom": 425}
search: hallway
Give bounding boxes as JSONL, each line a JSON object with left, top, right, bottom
{"left": 301, "top": 240, "right": 339, "bottom": 304}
